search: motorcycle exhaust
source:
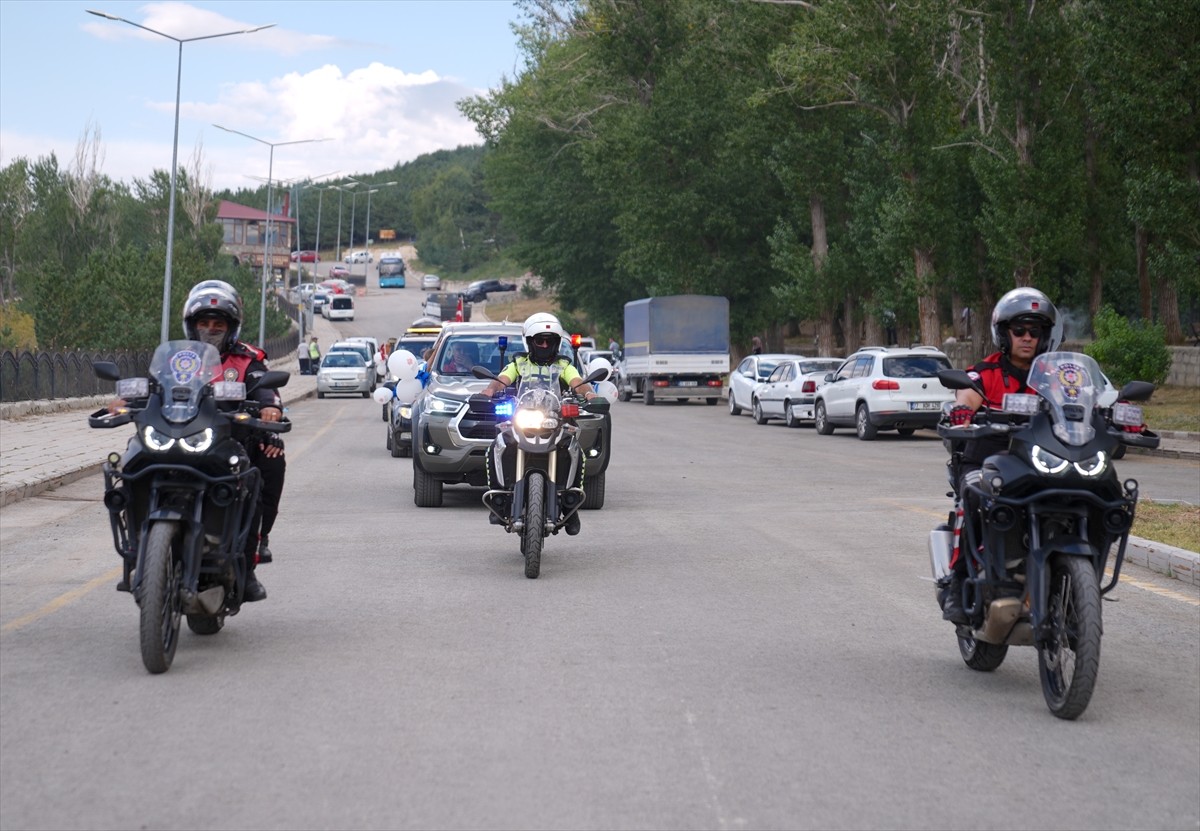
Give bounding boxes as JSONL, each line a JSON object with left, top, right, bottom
{"left": 928, "top": 527, "right": 953, "bottom": 581}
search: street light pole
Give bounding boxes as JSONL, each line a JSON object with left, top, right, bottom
{"left": 363, "top": 181, "right": 397, "bottom": 283}
{"left": 87, "top": 9, "right": 275, "bottom": 344}
{"left": 213, "top": 125, "right": 329, "bottom": 347}
{"left": 332, "top": 181, "right": 359, "bottom": 263}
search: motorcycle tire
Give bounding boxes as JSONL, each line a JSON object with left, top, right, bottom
{"left": 523, "top": 471, "right": 545, "bottom": 579}
{"left": 957, "top": 634, "right": 1008, "bottom": 672}
{"left": 1038, "top": 555, "right": 1102, "bottom": 720}
{"left": 186, "top": 614, "right": 224, "bottom": 636}
{"left": 139, "top": 521, "right": 183, "bottom": 674}
{"left": 582, "top": 471, "right": 605, "bottom": 510}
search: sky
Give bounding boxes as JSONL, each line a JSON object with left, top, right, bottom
{"left": 0, "top": 0, "right": 527, "bottom": 192}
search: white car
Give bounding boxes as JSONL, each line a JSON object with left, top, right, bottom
{"left": 322, "top": 295, "right": 355, "bottom": 321}
{"left": 344, "top": 250, "right": 373, "bottom": 264}
{"left": 751, "top": 357, "right": 843, "bottom": 426}
{"left": 814, "top": 346, "right": 955, "bottom": 440}
{"left": 726, "top": 353, "right": 793, "bottom": 416}
{"left": 421, "top": 273, "right": 442, "bottom": 290}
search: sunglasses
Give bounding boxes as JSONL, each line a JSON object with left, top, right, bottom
{"left": 531, "top": 334, "right": 554, "bottom": 345}
{"left": 1008, "top": 325, "right": 1041, "bottom": 339}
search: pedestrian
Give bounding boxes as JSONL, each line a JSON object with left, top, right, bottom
{"left": 751, "top": 336, "right": 763, "bottom": 355}
{"left": 297, "top": 338, "right": 310, "bottom": 376}
{"left": 308, "top": 337, "right": 320, "bottom": 374}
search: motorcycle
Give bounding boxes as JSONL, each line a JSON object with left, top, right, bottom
{"left": 89, "top": 340, "right": 290, "bottom": 673}
{"left": 470, "top": 364, "right": 610, "bottom": 579}
{"left": 932, "top": 351, "right": 1159, "bottom": 719}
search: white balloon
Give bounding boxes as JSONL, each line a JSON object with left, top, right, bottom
{"left": 394, "top": 377, "right": 423, "bottom": 402}
{"left": 387, "top": 349, "right": 418, "bottom": 381}
{"left": 587, "top": 357, "right": 613, "bottom": 382}
{"left": 372, "top": 386, "right": 394, "bottom": 405}
{"left": 595, "top": 380, "right": 618, "bottom": 404}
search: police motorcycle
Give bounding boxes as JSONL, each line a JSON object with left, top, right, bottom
{"left": 469, "top": 362, "right": 610, "bottom": 579}
{"left": 931, "top": 351, "right": 1159, "bottom": 719}
{"left": 89, "top": 340, "right": 290, "bottom": 673}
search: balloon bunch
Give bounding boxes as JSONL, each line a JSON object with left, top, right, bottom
{"left": 372, "top": 350, "right": 424, "bottom": 405}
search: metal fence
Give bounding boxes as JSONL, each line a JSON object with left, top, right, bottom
{"left": 1, "top": 330, "right": 299, "bottom": 403}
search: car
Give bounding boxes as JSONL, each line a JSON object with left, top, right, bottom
{"left": 316, "top": 352, "right": 372, "bottom": 398}
{"left": 311, "top": 286, "right": 333, "bottom": 312}
{"left": 462, "top": 279, "right": 518, "bottom": 302}
{"left": 726, "top": 354, "right": 794, "bottom": 416}
{"left": 327, "top": 340, "right": 374, "bottom": 388}
{"left": 423, "top": 291, "right": 472, "bottom": 322}
{"left": 329, "top": 265, "right": 351, "bottom": 280}
{"left": 420, "top": 273, "right": 442, "bottom": 290}
{"left": 291, "top": 283, "right": 317, "bottom": 303}
{"left": 290, "top": 250, "right": 319, "bottom": 263}
{"left": 410, "top": 322, "right": 611, "bottom": 508}
{"left": 322, "top": 294, "right": 355, "bottom": 321}
{"left": 750, "top": 357, "right": 844, "bottom": 426}
{"left": 344, "top": 250, "right": 373, "bottom": 264}
{"left": 382, "top": 324, "right": 444, "bottom": 453}
{"left": 345, "top": 336, "right": 382, "bottom": 380}
{"left": 813, "top": 346, "right": 955, "bottom": 440}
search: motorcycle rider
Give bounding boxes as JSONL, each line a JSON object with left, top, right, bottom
{"left": 181, "top": 280, "right": 286, "bottom": 602}
{"left": 940, "top": 287, "right": 1062, "bottom": 624}
{"left": 481, "top": 312, "right": 597, "bottom": 534}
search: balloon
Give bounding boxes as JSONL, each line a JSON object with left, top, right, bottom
{"left": 387, "top": 349, "right": 418, "bottom": 381}
{"left": 394, "top": 377, "right": 423, "bottom": 402}
{"left": 372, "top": 386, "right": 393, "bottom": 405}
{"left": 595, "top": 380, "right": 618, "bottom": 404}
{"left": 587, "top": 357, "right": 613, "bottom": 382}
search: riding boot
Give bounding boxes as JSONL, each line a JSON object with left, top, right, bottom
{"left": 243, "top": 566, "right": 267, "bottom": 602}
{"left": 258, "top": 534, "right": 273, "bottom": 564}
{"left": 939, "top": 563, "right": 968, "bottom": 624}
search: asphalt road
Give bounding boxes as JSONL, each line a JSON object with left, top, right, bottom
{"left": 2, "top": 285, "right": 1198, "bottom": 831}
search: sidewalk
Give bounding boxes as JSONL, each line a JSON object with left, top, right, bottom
{"left": 2, "top": 331, "right": 1197, "bottom": 585}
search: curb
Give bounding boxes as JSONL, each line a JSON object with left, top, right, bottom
{"left": 1126, "top": 535, "right": 1200, "bottom": 587}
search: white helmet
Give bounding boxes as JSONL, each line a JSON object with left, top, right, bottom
{"left": 523, "top": 312, "right": 568, "bottom": 364}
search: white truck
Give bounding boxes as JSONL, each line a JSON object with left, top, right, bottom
{"left": 617, "top": 295, "right": 730, "bottom": 406}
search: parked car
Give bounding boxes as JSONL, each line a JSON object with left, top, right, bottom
{"left": 409, "top": 322, "right": 611, "bottom": 508}
{"left": 344, "top": 250, "right": 373, "bottom": 264}
{"left": 322, "top": 294, "right": 355, "bottom": 321}
{"left": 316, "top": 352, "right": 372, "bottom": 398}
{"left": 292, "top": 283, "right": 317, "bottom": 302}
{"left": 311, "top": 286, "right": 333, "bottom": 312}
{"left": 462, "top": 279, "right": 518, "bottom": 302}
{"left": 726, "top": 354, "right": 793, "bottom": 416}
{"left": 750, "top": 357, "right": 843, "bottom": 426}
{"left": 291, "top": 250, "right": 319, "bottom": 263}
{"left": 329, "top": 265, "right": 351, "bottom": 280}
{"left": 813, "top": 346, "right": 955, "bottom": 440}
{"left": 421, "top": 273, "right": 442, "bottom": 290}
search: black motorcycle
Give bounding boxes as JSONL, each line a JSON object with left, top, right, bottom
{"left": 931, "top": 351, "right": 1159, "bottom": 718}
{"left": 471, "top": 364, "right": 609, "bottom": 578}
{"left": 89, "top": 340, "right": 290, "bottom": 673}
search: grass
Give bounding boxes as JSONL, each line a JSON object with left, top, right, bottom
{"left": 1139, "top": 386, "right": 1200, "bottom": 433}
{"left": 1133, "top": 500, "right": 1200, "bottom": 553}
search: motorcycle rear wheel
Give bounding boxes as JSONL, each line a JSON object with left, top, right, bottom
{"left": 186, "top": 614, "right": 224, "bottom": 636}
{"left": 523, "top": 471, "right": 545, "bottom": 579}
{"left": 1038, "top": 556, "right": 1102, "bottom": 720}
{"left": 139, "top": 521, "right": 183, "bottom": 674}
{"left": 957, "top": 634, "right": 1008, "bottom": 671}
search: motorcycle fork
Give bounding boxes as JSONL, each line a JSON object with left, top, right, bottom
{"left": 1023, "top": 505, "right": 1099, "bottom": 643}
{"left": 510, "top": 449, "right": 561, "bottom": 534}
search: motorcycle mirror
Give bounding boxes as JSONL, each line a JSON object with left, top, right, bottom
{"left": 937, "top": 368, "right": 981, "bottom": 394}
{"left": 472, "top": 365, "right": 502, "bottom": 382}
{"left": 1118, "top": 380, "right": 1155, "bottom": 402}
{"left": 93, "top": 360, "right": 120, "bottom": 382}
{"left": 246, "top": 370, "right": 291, "bottom": 394}
{"left": 583, "top": 367, "right": 609, "bottom": 384}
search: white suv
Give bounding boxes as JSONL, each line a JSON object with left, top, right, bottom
{"left": 813, "top": 346, "right": 954, "bottom": 440}
{"left": 344, "top": 250, "right": 373, "bottom": 264}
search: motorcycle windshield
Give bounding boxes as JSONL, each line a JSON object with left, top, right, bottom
{"left": 1026, "top": 351, "right": 1103, "bottom": 446}
{"left": 514, "top": 364, "right": 563, "bottom": 414}
{"left": 150, "top": 340, "right": 223, "bottom": 424}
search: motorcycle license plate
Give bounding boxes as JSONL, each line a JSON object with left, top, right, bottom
{"left": 678, "top": 380, "right": 698, "bottom": 387}
{"left": 909, "top": 401, "right": 940, "bottom": 411}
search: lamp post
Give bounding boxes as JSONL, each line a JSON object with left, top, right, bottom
{"left": 87, "top": 9, "right": 275, "bottom": 344}
{"left": 213, "top": 125, "right": 329, "bottom": 347}
{"left": 363, "top": 181, "right": 397, "bottom": 274}
{"left": 331, "top": 181, "right": 360, "bottom": 263}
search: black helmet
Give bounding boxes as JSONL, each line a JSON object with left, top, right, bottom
{"left": 991, "top": 287, "right": 1061, "bottom": 356}
{"left": 182, "top": 280, "right": 243, "bottom": 353}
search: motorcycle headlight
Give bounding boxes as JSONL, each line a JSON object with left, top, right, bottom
{"left": 514, "top": 409, "right": 549, "bottom": 431}
{"left": 1030, "top": 445, "right": 1069, "bottom": 475}
{"left": 143, "top": 425, "right": 175, "bottom": 452}
{"left": 179, "top": 427, "right": 214, "bottom": 453}
{"left": 1074, "top": 451, "right": 1107, "bottom": 478}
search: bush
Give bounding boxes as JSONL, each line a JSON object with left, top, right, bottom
{"left": 1085, "top": 306, "right": 1172, "bottom": 387}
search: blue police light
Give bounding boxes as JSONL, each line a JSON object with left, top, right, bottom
{"left": 498, "top": 336, "right": 508, "bottom": 349}
{"left": 495, "top": 401, "right": 514, "bottom": 417}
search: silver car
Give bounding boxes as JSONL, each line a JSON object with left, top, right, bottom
{"left": 726, "top": 353, "right": 793, "bottom": 416}
{"left": 751, "top": 357, "right": 843, "bottom": 426}
{"left": 316, "top": 352, "right": 372, "bottom": 398}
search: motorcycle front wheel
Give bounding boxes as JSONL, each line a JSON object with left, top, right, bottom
{"left": 139, "top": 521, "right": 183, "bottom": 674}
{"left": 523, "top": 471, "right": 545, "bottom": 579}
{"left": 1037, "top": 556, "right": 1102, "bottom": 720}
